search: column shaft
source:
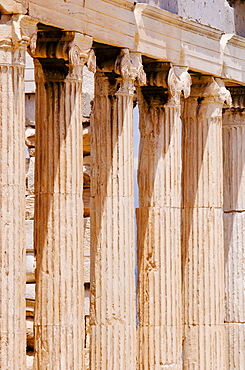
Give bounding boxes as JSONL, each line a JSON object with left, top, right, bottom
{"left": 33, "top": 33, "right": 89, "bottom": 369}
{"left": 137, "top": 66, "right": 191, "bottom": 369}
{"left": 182, "top": 77, "right": 230, "bottom": 369}
{"left": 0, "top": 15, "right": 34, "bottom": 370}
{"left": 90, "top": 71, "right": 136, "bottom": 369}
{"left": 223, "top": 106, "right": 245, "bottom": 369}
{"left": 137, "top": 98, "right": 182, "bottom": 369}
{"left": 90, "top": 49, "right": 144, "bottom": 369}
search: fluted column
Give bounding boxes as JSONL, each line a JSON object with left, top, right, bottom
{"left": 0, "top": 15, "right": 36, "bottom": 370}
{"left": 32, "top": 32, "right": 94, "bottom": 369}
{"left": 182, "top": 76, "right": 231, "bottom": 369}
{"left": 137, "top": 65, "right": 191, "bottom": 369}
{"left": 90, "top": 49, "right": 145, "bottom": 369}
{"left": 223, "top": 91, "right": 245, "bottom": 369}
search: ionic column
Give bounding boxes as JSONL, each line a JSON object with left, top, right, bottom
{"left": 182, "top": 76, "right": 231, "bottom": 369}
{"left": 137, "top": 65, "right": 191, "bottom": 369}
{"left": 90, "top": 49, "right": 145, "bottom": 369}
{"left": 0, "top": 14, "right": 36, "bottom": 369}
{"left": 32, "top": 32, "right": 94, "bottom": 369}
{"left": 223, "top": 89, "right": 245, "bottom": 369}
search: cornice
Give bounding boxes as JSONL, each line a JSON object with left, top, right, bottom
{"left": 103, "top": 0, "right": 135, "bottom": 10}
{"left": 135, "top": 4, "right": 222, "bottom": 42}
{"left": 225, "top": 34, "right": 245, "bottom": 50}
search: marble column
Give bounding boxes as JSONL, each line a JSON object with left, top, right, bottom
{"left": 0, "top": 14, "right": 36, "bottom": 370}
{"left": 223, "top": 90, "right": 245, "bottom": 369}
{"left": 90, "top": 49, "right": 145, "bottom": 369}
{"left": 137, "top": 65, "right": 191, "bottom": 369}
{"left": 32, "top": 32, "right": 94, "bottom": 369}
{"left": 182, "top": 76, "right": 231, "bottom": 369}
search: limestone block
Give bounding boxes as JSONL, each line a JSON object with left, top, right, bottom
{"left": 26, "top": 319, "right": 34, "bottom": 348}
{"left": 83, "top": 124, "right": 90, "bottom": 155}
{"left": 25, "top": 127, "right": 35, "bottom": 147}
{"left": 84, "top": 217, "right": 90, "bottom": 252}
{"left": 139, "top": 325, "right": 182, "bottom": 368}
{"left": 225, "top": 323, "right": 245, "bottom": 369}
{"left": 26, "top": 220, "right": 34, "bottom": 251}
{"left": 182, "top": 107, "right": 223, "bottom": 208}
{"left": 25, "top": 93, "right": 35, "bottom": 125}
{"left": 26, "top": 195, "right": 35, "bottom": 220}
{"left": 26, "top": 301, "right": 34, "bottom": 317}
{"left": 83, "top": 187, "right": 90, "bottom": 217}
{"left": 84, "top": 315, "right": 90, "bottom": 370}
{"left": 27, "top": 156, "right": 35, "bottom": 195}
{"left": 83, "top": 155, "right": 90, "bottom": 187}
{"left": 84, "top": 256, "right": 90, "bottom": 283}
{"left": 26, "top": 252, "right": 35, "bottom": 283}
{"left": 26, "top": 157, "right": 30, "bottom": 175}
{"left": 82, "top": 65, "right": 94, "bottom": 119}
{"left": 183, "top": 324, "right": 226, "bottom": 369}
{"left": 26, "top": 283, "right": 35, "bottom": 301}
{"left": 26, "top": 283, "right": 35, "bottom": 316}
{"left": 137, "top": 208, "right": 182, "bottom": 323}
{"left": 84, "top": 288, "right": 90, "bottom": 316}
{"left": 28, "top": 147, "right": 35, "bottom": 157}
{"left": 26, "top": 354, "right": 34, "bottom": 370}
{"left": 224, "top": 212, "right": 245, "bottom": 323}
{"left": 182, "top": 207, "right": 224, "bottom": 326}
{"left": 84, "top": 348, "right": 90, "bottom": 370}
{"left": 223, "top": 110, "right": 245, "bottom": 211}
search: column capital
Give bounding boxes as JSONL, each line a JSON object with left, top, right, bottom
{"left": 32, "top": 31, "right": 93, "bottom": 61}
{"left": 191, "top": 76, "right": 232, "bottom": 106}
{"left": 0, "top": 14, "right": 37, "bottom": 66}
{"left": 167, "top": 65, "right": 192, "bottom": 104}
{"left": 31, "top": 30, "right": 95, "bottom": 71}
{"left": 31, "top": 30, "right": 94, "bottom": 80}
{"left": 115, "top": 48, "right": 146, "bottom": 84}
{"left": 144, "top": 63, "right": 191, "bottom": 105}
{"left": 226, "top": 86, "right": 245, "bottom": 109}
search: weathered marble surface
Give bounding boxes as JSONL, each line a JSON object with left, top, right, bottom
{"left": 182, "top": 76, "right": 231, "bottom": 369}
{"left": 0, "top": 14, "right": 36, "bottom": 370}
{"left": 32, "top": 32, "right": 93, "bottom": 369}
{"left": 223, "top": 108, "right": 245, "bottom": 369}
{"left": 137, "top": 65, "right": 191, "bottom": 369}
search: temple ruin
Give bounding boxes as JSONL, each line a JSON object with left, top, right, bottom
{"left": 1, "top": 0, "right": 245, "bottom": 369}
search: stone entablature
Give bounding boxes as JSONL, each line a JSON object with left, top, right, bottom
{"left": 23, "top": 0, "right": 245, "bottom": 85}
